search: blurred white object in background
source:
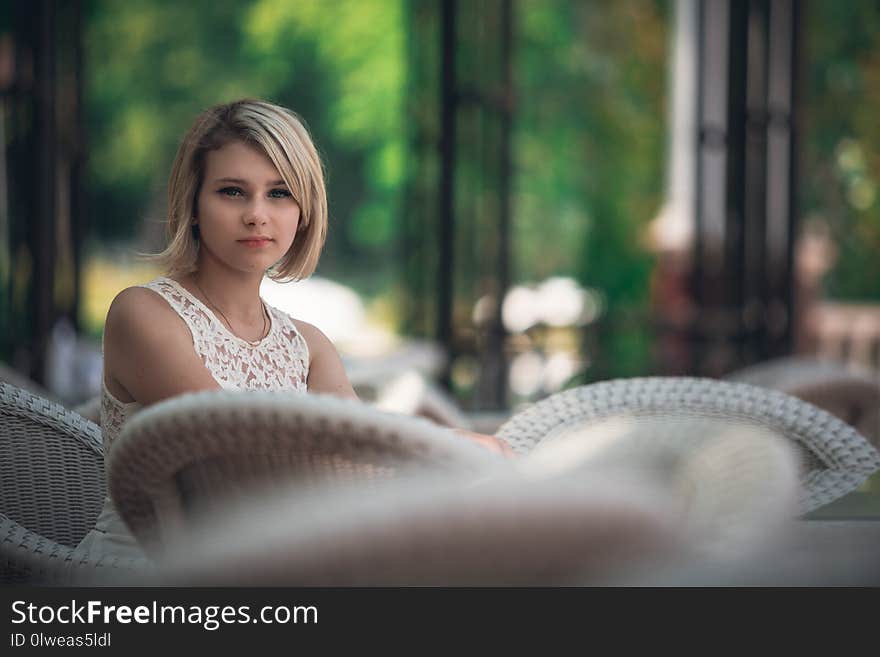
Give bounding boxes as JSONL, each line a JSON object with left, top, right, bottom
{"left": 45, "top": 317, "right": 102, "bottom": 406}
{"left": 501, "top": 285, "right": 539, "bottom": 333}
{"left": 45, "top": 318, "right": 77, "bottom": 399}
{"left": 374, "top": 370, "right": 474, "bottom": 429}
{"left": 260, "top": 276, "right": 368, "bottom": 345}
{"left": 542, "top": 351, "right": 580, "bottom": 391}
{"left": 261, "top": 276, "right": 444, "bottom": 396}
{"left": 509, "top": 351, "right": 545, "bottom": 397}
{"left": 500, "top": 277, "right": 599, "bottom": 334}
{"left": 260, "top": 275, "right": 400, "bottom": 359}
{"left": 344, "top": 342, "right": 446, "bottom": 392}
{"left": 535, "top": 277, "right": 587, "bottom": 327}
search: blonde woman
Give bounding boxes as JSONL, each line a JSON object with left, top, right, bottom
{"left": 78, "top": 99, "right": 510, "bottom": 559}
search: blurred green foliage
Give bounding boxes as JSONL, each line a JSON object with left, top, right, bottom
{"left": 516, "top": 1, "right": 666, "bottom": 287}
{"left": 803, "top": 2, "right": 880, "bottom": 301}
{"left": 516, "top": 0, "right": 669, "bottom": 379}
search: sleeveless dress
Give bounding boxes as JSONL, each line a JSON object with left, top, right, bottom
{"left": 76, "top": 276, "right": 311, "bottom": 560}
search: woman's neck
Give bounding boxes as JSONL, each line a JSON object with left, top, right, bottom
{"left": 182, "top": 258, "right": 266, "bottom": 325}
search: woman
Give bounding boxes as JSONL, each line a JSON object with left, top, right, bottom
{"left": 78, "top": 98, "right": 510, "bottom": 559}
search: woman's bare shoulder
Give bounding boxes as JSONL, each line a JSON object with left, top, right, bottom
{"left": 103, "top": 285, "right": 218, "bottom": 405}
{"left": 104, "top": 285, "right": 191, "bottom": 351}
{"left": 289, "top": 319, "right": 334, "bottom": 354}
{"left": 107, "top": 286, "right": 179, "bottom": 331}
{"left": 290, "top": 318, "right": 322, "bottom": 340}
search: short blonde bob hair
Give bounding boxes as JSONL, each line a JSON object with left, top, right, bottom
{"left": 153, "top": 98, "right": 327, "bottom": 281}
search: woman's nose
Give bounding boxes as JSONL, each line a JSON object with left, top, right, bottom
{"left": 243, "top": 198, "right": 269, "bottom": 225}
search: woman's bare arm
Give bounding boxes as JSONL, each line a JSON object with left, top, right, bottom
{"left": 294, "top": 320, "right": 359, "bottom": 400}
{"left": 453, "top": 429, "right": 515, "bottom": 457}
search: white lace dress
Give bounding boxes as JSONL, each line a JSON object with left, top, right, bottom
{"left": 77, "top": 276, "right": 310, "bottom": 560}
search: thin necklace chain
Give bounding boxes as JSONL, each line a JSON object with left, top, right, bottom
{"left": 192, "top": 279, "right": 268, "bottom": 346}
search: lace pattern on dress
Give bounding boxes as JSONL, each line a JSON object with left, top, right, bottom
{"left": 99, "top": 276, "right": 310, "bottom": 450}
{"left": 142, "top": 277, "right": 310, "bottom": 392}
{"left": 100, "top": 380, "right": 136, "bottom": 453}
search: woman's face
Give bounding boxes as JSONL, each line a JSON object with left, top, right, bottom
{"left": 194, "top": 140, "right": 301, "bottom": 275}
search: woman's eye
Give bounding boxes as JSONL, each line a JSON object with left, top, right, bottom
{"left": 269, "top": 188, "right": 292, "bottom": 199}
{"left": 219, "top": 187, "right": 244, "bottom": 197}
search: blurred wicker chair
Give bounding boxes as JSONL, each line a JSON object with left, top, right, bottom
{"left": 151, "top": 433, "right": 804, "bottom": 585}
{"left": 0, "top": 382, "right": 150, "bottom": 584}
{"left": 496, "top": 377, "right": 880, "bottom": 515}
{"left": 108, "top": 390, "right": 505, "bottom": 555}
{"left": 151, "top": 468, "right": 684, "bottom": 586}
{"left": 725, "top": 356, "right": 880, "bottom": 448}
{"left": 145, "top": 381, "right": 810, "bottom": 585}
{"left": 512, "top": 413, "right": 803, "bottom": 560}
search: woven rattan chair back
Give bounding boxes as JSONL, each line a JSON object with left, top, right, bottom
{"left": 0, "top": 382, "right": 105, "bottom": 547}
{"left": 109, "top": 390, "right": 504, "bottom": 552}
{"left": 726, "top": 356, "right": 880, "bottom": 448}
{"left": 496, "top": 377, "right": 880, "bottom": 514}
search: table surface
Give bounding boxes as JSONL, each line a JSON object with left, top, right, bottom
{"left": 610, "top": 494, "right": 880, "bottom": 586}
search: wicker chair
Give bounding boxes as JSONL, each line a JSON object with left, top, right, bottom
{"left": 496, "top": 377, "right": 880, "bottom": 515}
{"left": 146, "top": 381, "right": 810, "bottom": 585}
{"left": 0, "top": 382, "right": 150, "bottom": 584}
{"left": 151, "top": 433, "right": 807, "bottom": 585}
{"left": 1, "top": 360, "right": 101, "bottom": 424}
{"left": 108, "top": 389, "right": 506, "bottom": 555}
{"left": 725, "top": 356, "right": 880, "bottom": 448}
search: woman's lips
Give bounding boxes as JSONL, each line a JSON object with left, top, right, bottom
{"left": 238, "top": 238, "right": 273, "bottom": 248}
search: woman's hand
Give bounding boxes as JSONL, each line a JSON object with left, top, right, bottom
{"left": 454, "top": 429, "right": 516, "bottom": 458}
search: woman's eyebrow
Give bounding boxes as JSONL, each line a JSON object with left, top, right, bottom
{"left": 213, "top": 177, "right": 288, "bottom": 186}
